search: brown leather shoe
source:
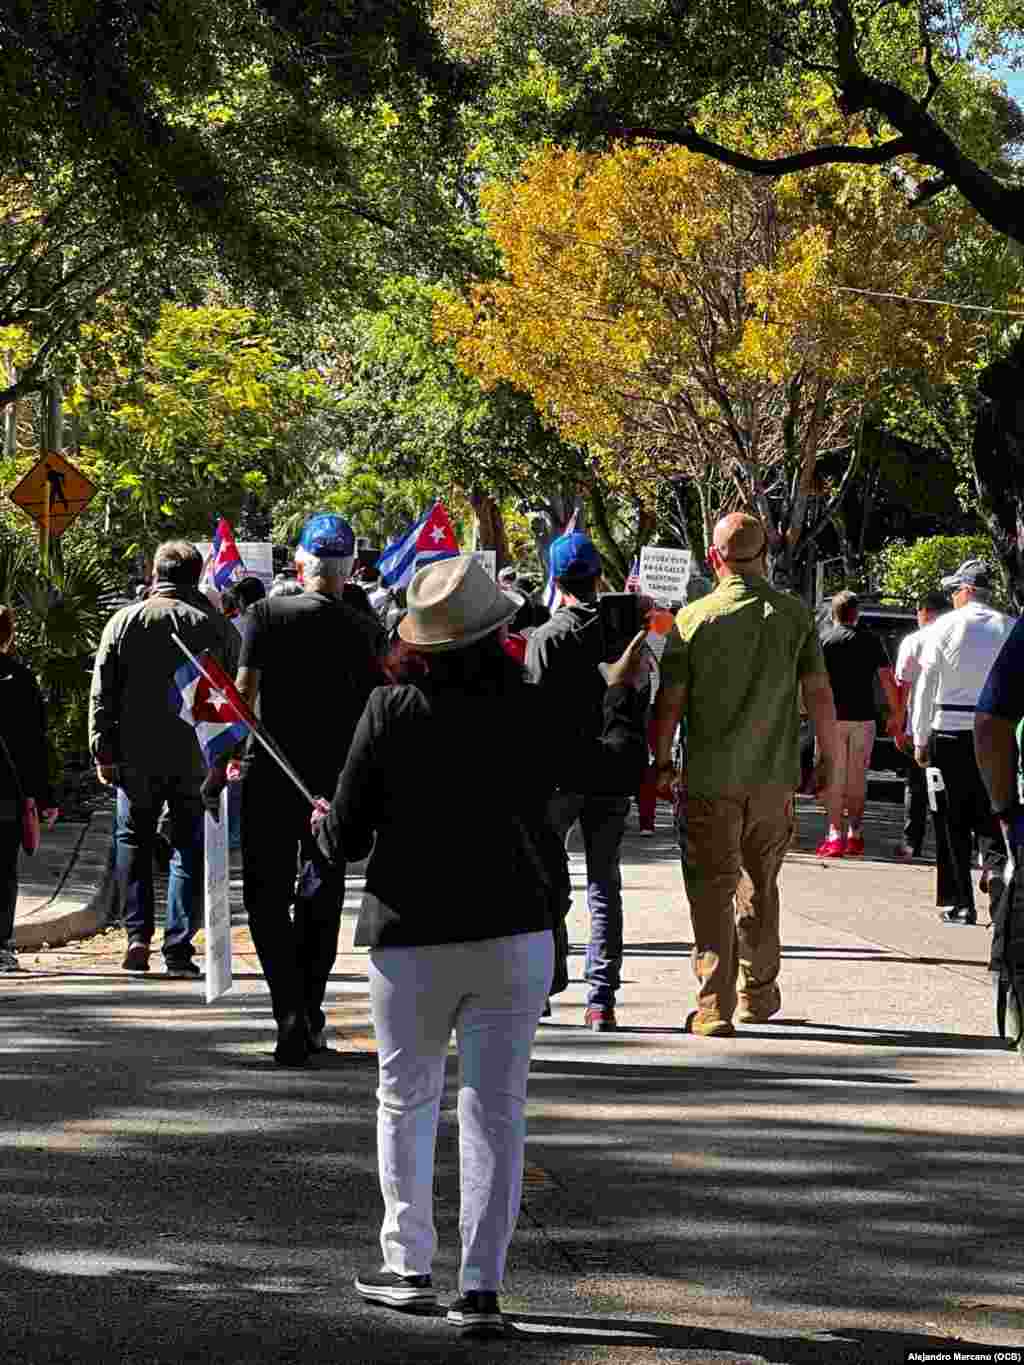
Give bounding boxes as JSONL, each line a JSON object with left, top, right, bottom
{"left": 736, "top": 984, "right": 782, "bottom": 1024}
{"left": 685, "top": 1010, "right": 735, "bottom": 1038}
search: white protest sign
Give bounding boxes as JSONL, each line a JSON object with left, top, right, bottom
{"left": 471, "top": 550, "right": 497, "bottom": 580}
{"left": 640, "top": 546, "right": 693, "bottom": 603}
{"left": 204, "top": 787, "right": 233, "bottom": 1003}
{"left": 197, "top": 541, "right": 275, "bottom": 593}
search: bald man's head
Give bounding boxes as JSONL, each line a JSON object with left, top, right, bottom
{"left": 710, "top": 514, "right": 767, "bottom": 577}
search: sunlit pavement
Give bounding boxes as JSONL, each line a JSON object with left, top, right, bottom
{"left": 1, "top": 801, "right": 1022, "bottom": 1364}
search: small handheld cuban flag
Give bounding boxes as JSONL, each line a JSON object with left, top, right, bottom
{"left": 625, "top": 556, "right": 641, "bottom": 593}
{"left": 377, "top": 501, "right": 459, "bottom": 591}
{"left": 203, "top": 518, "right": 245, "bottom": 593}
{"left": 170, "top": 651, "right": 252, "bottom": 767}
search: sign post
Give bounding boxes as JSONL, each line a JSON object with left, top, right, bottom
{"left": 639, "top": 546, "right": 693, "bottom": 603}
{"left": 204, "top": 788, "right": 233, "bottom": 1003}
{"left": 40, "top": 473, "right": 51, "bottom": 571}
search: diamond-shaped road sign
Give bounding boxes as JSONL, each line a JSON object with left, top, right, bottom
{"left": 8, "top": 450, "right": 97, "bottom": 540}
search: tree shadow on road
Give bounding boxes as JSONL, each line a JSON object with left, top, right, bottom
{"left": 506, "top": 1312, "right": 1006, "bottom": 1363}
{"left": 0, "top": 974, "right": 1021, "bottom": 1363}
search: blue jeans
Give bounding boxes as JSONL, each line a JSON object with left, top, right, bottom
{"left": 115, "top": 772, "right": 204, "bottom": 962}
{"left": 548, "top": 793, "right": 629, "bottom": 1007}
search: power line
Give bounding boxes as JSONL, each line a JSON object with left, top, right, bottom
{"left": 820, "top": 284, "right": 1024, "bottom": 317}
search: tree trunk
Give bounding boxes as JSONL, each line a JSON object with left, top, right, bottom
{"left": 588, "top": 482, "right": 630, "bottom": 586}
{"left": 3, "top": 358, "right": 17, "bottom": 456}
{"left": 467, "top": 490, "right": 510, "bottom": 568}
{"left": 531, "top": 493, "right": 578, "bottom": 579}
{"left": 970, "top": 391, "right": 1024, "bottom": 609}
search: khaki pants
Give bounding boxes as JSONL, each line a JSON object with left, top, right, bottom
{"left": 678, "top": 785, "right": 794, "bottom": 1019}
{"left": 825, "top": 719, "right": 876, "bottom": 830}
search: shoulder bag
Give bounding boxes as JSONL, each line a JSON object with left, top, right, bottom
{"left": 0, "top": 732, "right": 40, "bottom": 855}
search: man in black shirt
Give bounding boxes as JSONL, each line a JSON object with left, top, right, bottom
{"left": 817, "top": 590, "right": 900, "bottom": 856}
{"left": 203, "top": 514, "right": 383, "bottom": 1064}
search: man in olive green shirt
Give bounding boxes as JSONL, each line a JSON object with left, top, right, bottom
{"left": 653, "top": 514, "right": 838, "bottom": 1036}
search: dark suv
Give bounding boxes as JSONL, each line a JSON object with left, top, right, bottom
{"left": 814, "top": 601, "right": 918, "bottom": 797}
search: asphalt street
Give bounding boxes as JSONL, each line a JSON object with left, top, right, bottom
{"left": 1, "top": 797, "right": 1023, "bottom": 1365}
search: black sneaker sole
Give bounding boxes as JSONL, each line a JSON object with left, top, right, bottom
{"left": 447, "top": 1310, "right": 505, "bottom": 1337}
{"left": 355, "top": 1281, "right": 437, "bottom": 1309}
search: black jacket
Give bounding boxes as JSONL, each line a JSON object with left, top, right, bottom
{"left": 0, "top": 654, "right": 52, "bottom": 811}
{"left": 317, "top": 678, "right": 646, "bottom": 948}
{"left": 525, "top": 603, "right": 608, "bottom": 753}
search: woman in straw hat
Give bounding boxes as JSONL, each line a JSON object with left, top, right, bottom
{"left": 312, "top": 554, "right": 648, "bottom": 1337}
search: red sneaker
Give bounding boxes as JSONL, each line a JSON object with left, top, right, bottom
{"left": 584, "top": 1006, "right": 617, "bottom": 1032}
{"left": 845, "top": 834, "right": 865, "bottom": 857}
{"left": 815, "top": 838, "right": 845, "bottom": 858}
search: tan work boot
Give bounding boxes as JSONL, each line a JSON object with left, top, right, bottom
{"left": 685, "top": 1009, "right": 735, "bottom": 1038}
{"left": 736, "top": 984, "right": 782, "bottom": 1024}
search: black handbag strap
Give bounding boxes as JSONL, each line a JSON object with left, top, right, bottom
{"left": 0, "top": 731, "right": 25, "bottom": 804}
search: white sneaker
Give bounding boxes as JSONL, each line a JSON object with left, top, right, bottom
{"left": 0, "top": 948, "right": 20, "bottom": 972}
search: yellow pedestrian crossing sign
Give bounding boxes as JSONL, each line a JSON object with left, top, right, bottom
{"left": 8, "top": 450, "right": 97, "bottom": 540}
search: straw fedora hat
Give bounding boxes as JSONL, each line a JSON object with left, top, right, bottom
{"left": 399, "top": 555, "right": 522, "bottom": 652}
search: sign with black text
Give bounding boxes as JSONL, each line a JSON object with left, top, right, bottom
{"left": 639, "top": 547, "right": 693, "bottom": 603}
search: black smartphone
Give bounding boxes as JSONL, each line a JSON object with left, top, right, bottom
{"left": 597, "top": 592, "right": 642, "bottom": 663}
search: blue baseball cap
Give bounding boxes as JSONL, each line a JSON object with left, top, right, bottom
{"left": 549, "top": 531, "right": 601, "bottom": 580}
{"left": 298, "top": 513, "right": 355, "bottom": 558}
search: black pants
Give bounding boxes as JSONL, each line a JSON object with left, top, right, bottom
{"left": 901, "top": 750, "right": 929, "bottom": 854}
{"left": 930, "top": 731, "right": 1002, "bottom": 913}
{"left": 241, "top": 770, "right": 346, "bottom": 1030}
{"left": 0, "top": 819, "right": 20, "bottom": 946}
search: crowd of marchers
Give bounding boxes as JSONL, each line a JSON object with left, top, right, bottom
{"left": 1, "top": 511, "right": 1023, "bottom": 1338}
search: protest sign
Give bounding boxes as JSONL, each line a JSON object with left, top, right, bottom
{"left": 639, "top": 547, "right": 693, "bottom": 603}
{"left": 197, "top": 542, "right": 275, "bottom": 593}
{"left": 204, "top": 788, "right": 233, "bottom": 1003}
{"left": 471, "top": 550, "right": 497, "bottom": 579}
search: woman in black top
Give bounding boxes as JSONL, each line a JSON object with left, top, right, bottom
{"left": 313, "top": 556, "right": 647, "bottom": 1337}
{"left": 0, "top": 605, "right": 58, "bottom": 972}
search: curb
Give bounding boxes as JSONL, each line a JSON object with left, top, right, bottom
{"left": 13, "top": 811, "right": 117, "bottom": 951}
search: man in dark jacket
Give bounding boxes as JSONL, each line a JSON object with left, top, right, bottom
{"left": 526, "top": 531, "right": 633, "bottom": 1031}
{"left": 203, "top": 514, "right": 384, "bottom": 1065}
{"left": 0, "top": 605, "right": 58, "bottom": 972}
{"left": 89, "top": 541, "right": 240, "bottom": 976}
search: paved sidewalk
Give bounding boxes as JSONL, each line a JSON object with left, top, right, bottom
{"left": 11, "top": 803, "right": 115, "bottom": 950}
{"left": 1, "top": 797, "right": 1022, "bottom": 1364}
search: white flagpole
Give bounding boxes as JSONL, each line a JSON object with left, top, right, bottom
{"left": 171, "top": 633, "right": 318, "bottom": 807}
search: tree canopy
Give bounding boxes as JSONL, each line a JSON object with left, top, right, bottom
{"left": 437, "top": 0, "right": 1024, "bottom": 244}
{"left": 437, "top": 103, "right": 999, "bottom": 575}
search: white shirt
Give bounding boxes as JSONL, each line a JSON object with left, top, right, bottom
{"left": 911, "top": 601, "right": 1017, "bottom": 746}
{"left": 895, "top": 620, "right": 940, "bottom": 736}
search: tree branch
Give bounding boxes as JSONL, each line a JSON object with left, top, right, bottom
{"left": 607, "top": 125, "right": 913, "bottom": 175}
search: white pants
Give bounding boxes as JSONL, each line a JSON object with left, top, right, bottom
{"left": 368, "top": 931, "right": 553, "bottom": 1293}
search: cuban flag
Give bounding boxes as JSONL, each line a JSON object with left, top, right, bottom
{"left": 170, "top": 651, "right": 252, "bottom": 767}
{"left": 625, "top": 555, "right": 641, "bottom": 593}
{"left": 203, "top": 518, "right": 244, "bottom": 593}
{"left": 543, "top": 507, "right": 579, "bottom": 613}
{"left": 377, "top": 501, "right": 459, "bottom": 591}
